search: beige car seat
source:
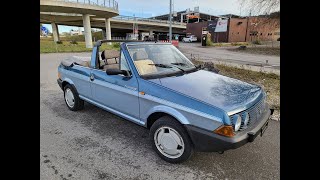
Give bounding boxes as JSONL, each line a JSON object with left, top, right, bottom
{"left": 101, "top": 50, "right": 120, "bottom": 70}
{"left": 133, "top": 51, "right": 157, "bottom": 75}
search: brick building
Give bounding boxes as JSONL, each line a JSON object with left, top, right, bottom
{"left": 186, "top": 16, "right": 280, "bottom": 43}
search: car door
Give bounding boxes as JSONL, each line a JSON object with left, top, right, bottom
{"left": 90, "top": 50, "right": 140, "bottom": 122}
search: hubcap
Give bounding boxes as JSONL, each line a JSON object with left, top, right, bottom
{"left": 65, "top": 88, "right": 75, "bottom": 108}
{"left": 154, "top": 126, "right": 185, "bottom": 159}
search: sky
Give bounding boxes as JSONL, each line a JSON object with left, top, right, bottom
{"left": 43, "top": 0, "right": 243, "bottom": 33}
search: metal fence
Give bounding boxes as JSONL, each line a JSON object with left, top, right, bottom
{"left": 63, "top": 0, "right": 118, "bottom": 11}
{"left": 112, "top": 15, "right": 186, "bottom": 25}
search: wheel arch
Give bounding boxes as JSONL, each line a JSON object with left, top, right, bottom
{"left": 146, "top": 105, "right": 190, "bottom": 129}
{"left": 61, "top": 78, "right": 75, "bottom": 90}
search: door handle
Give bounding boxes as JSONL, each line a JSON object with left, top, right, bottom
{"left": 90, "top": 74, "right": 94, "bottom": 81}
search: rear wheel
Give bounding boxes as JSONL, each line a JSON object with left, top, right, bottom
{"left": 64, "top": 84, "right": 84, "bottom": 111}
{"left": 150, "top": 116, "right": 194, "bottom": 163}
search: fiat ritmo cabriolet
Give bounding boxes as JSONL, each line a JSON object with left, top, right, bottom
{"left": 57, "top": 40, "right": 273, "bottom": 163}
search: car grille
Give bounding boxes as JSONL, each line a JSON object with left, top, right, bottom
{"left": 230, "top": 96, "right": 266, "bottom": 131}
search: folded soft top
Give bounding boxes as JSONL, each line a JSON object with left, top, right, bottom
{"left": 61, "top": 56, "right": 91, "bottom": 67}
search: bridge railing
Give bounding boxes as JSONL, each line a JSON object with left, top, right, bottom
{"left": 112, "top": 15, "right": 186, "bottom": 25}
{"left": 63, "top": 0, "right": 118, "bottom": 11}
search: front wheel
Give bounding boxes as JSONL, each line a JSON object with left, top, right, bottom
{"left": 150, "top": 116, "right": 194, "bottom": 163}
{"left": 64, "top": 84, "right": 84, "bottom": 111}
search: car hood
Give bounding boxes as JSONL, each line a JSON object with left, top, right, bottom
{"left": 156, "top": 70, "right": 262, "bottom": 113}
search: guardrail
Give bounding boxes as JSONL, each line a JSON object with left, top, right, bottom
{"left": 63, "top": 0, "right": 118, "bottom": 11}
{"left": 112, "top": 15, "right": 186, "bottom": 26}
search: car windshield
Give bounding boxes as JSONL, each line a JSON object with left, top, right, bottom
{"left": 127, "top": 44, "right": 196, "bottom": 78}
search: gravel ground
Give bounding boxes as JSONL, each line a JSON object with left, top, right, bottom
{"left": 40, "top": 53, "right": 280, "bottom": 180}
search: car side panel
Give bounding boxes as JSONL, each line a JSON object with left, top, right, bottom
{"left": 59, "top": 65, "right": 92, "bottom": 98}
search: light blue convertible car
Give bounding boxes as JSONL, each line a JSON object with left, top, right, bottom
{"left": 57, "top": 40, "right": 273, "bottom": 163}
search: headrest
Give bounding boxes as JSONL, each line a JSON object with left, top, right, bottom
{"left": 104, "top": 50, "right": 120, "bottom": 59}
{"left": 133, "top": 51, "right": 148, "bottom": 60}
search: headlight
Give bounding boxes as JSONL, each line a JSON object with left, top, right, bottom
{"left": 243, "top": 112, "right": 250, "bottom": 126}
{"left": 233, "top": 115, "right": 241, "bottom": 132}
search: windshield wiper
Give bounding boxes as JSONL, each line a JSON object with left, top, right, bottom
{"left": 170, "top": 64, "right": 185, "bottom": 73}
{"left": 171, "top": 62, "right": 187, "bottom": 66}
{"left": 149, "top": 63, "right": 185, "bottom": 74}
{"left": 148, "top": 63, "right": 172, "bottom": 68}
{"left": 171, "top": 63, "right": 197, "bottom": 69}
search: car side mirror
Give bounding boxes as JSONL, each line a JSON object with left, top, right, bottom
{"left": 106, "top": 69, "right": 130, "bottom": 77}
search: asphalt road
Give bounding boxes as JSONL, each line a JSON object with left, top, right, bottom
{"left": 40, "top": 53, "right": 280, "bottom": 180}
{"left": 178, "top": 42, "right": 280, "bottom": 70}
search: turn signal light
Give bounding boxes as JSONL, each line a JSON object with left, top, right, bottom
{"left": 58, "top": 72, "right": 61, "bottom": 79}
{"left": 214, "top": 125, "right": 235, "bottom": 137}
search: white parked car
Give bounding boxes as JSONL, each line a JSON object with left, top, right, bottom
{"left": 182, "top": 35, "right": 197, "bottom": 42}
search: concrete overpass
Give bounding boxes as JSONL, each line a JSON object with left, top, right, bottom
{"left": 41, "top": 0, "right": 119, "bottom": 47}
{"left": 40, "top": 0, "right": 186, "bottom": 47}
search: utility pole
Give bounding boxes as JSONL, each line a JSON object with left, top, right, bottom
{"left": 169, "top": 0, "right": 172, "bottom": 42}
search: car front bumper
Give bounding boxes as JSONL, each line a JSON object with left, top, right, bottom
{"left": 185, "top": 108, "right": 273, "bottom": 152}
{"left": 57, "top": 79, "right": 63, "bottom": 90}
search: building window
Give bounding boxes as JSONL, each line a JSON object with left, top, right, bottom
{"left": 260, "top": 33, "right": 263, "bottom": 35}
{"left": 250, "top": 31, "right": 258, "bottom": 36}
{"left": 237, "top": 32, "right": 240, "bottom": 34}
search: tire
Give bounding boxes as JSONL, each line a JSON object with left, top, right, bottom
{"left": 150, "top": 116, "right": 194, "bottom": 163}
{"left": 189, "top": 40, "right": 192, "bottom": 43}
{"left": 63, "top": 84, "right": 84, "bottom": 111}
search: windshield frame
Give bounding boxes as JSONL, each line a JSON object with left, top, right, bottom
{"left": 126, "top": 43, "right": 197, "bottom": 79}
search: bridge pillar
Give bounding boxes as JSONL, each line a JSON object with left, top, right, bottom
{"left": 82, "top": 14, "right": 93, "bottom": 48}
{"left": 149, "top": 30, "right": 153, "bottom": 36}
{"left": 105, "top": 18, "right": 112, "bottom": 45}
{"left": 102, "top": 28, "right": 106, "bottom": 39}
{"left": 51, "top": 22, "right": 60, "bottom": 42}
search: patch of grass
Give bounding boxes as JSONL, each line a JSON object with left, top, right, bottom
{"left": 70, "top": 40, "right": 78, "bottom": 45}
{"left": 40, "top": 39, "right": 117, "bottom": 53}
{"left": 212, "top": 43, "right": 224, "bottom": 47}
{"left": 252, "top": 40, "right": 262, "bottom": 45}
{"left": 210, "top": 42, "right": 249, "bottom": 47}
{"left": 231, "top": 42, "right": 249, "bottom": 46}
{"left": 192, "top": 60, "right": 280, "bottom": 112}
{"left": 112, "top": 42, "right": 121, "bottom": 49}
{"left": 229, "top": 46, "right": 280, "bottom": 56}
{"left": 206, "top": 33, "right": 214, "bottom": 46}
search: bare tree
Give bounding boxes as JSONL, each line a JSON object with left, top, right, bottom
{"left": 240, "top": 0, "right": 280, "bottom": 16}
